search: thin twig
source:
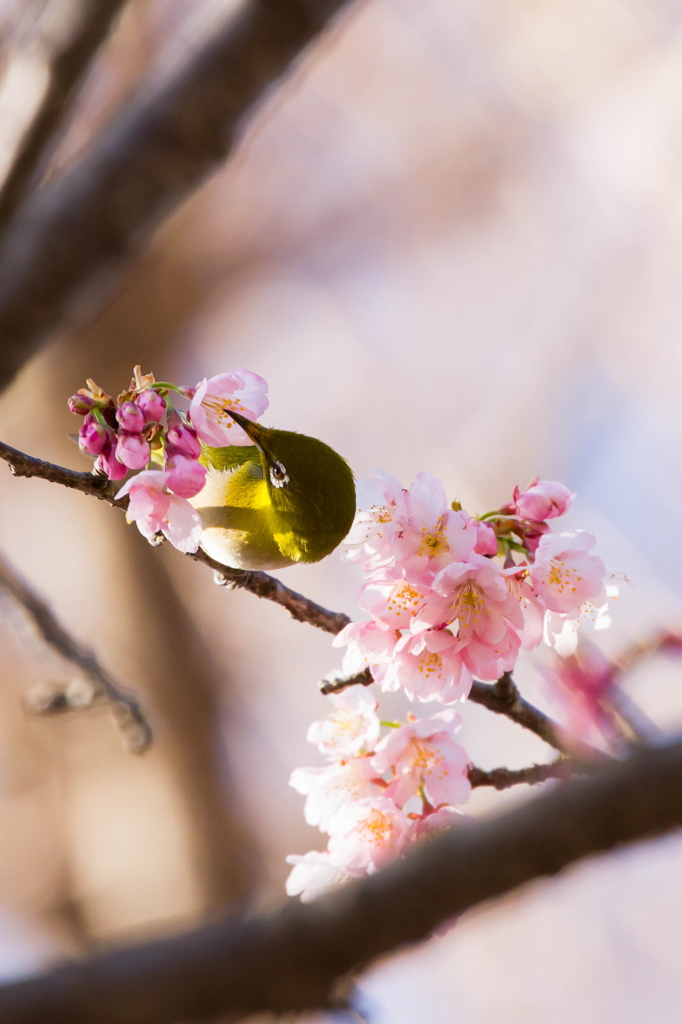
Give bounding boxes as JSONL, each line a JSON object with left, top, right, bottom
{"left": 468, "top": 758, "right": 582, "bottom": 790}
{"left": 0, "top": 0, "right": 129, "bottom": 231}
{"left": 0, "top": 549, "right": 151, "bottom": 753}
{"left": 0, "top": 738, "right": 680, "bottom": 1023}
{"left": 0, "top": 441, "right": 350, "bottom": 635}
{"left": 320, "top": 667, "right": 372, "bottom": 695}
{"left": 0, "top": 0, "right": 358, "bottom": 393}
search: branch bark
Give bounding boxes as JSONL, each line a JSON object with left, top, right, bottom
{"left": 0, "top": 549, "right": 151, "bottom": 752}
{"left": 0, "top": 0, "right": 356, "bottom": 393}
{"left": 0, "top": 0, "right": 129, "bottom": 231}
{"left": 0, "top": 738, "right": 680, "bottom": 1023}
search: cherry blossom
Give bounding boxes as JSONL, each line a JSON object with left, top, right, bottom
{"left": 165, "top": 410, "right": 201, "bottom": 460}
{"left": 474, "top": 521, "right": 498, "bottom": 556}
{"left": 542, "top": 640, "right": 613, "bottom": 742}
{"left": 356, "top": 572, "right": 435, "bottom": 631}
{"left": 117, "top": 470, "right": 202, "bottom": 553}
{"left": 344, "top": 470, "right": 408, "bottom": 569}
{"left": 289, "top": 757, "right": 383, "bottom": 832}
{"left": 372, "top": 711, "right": 471, "bottom": 808}
{"left": 306, "top": 685, "right": 380, "bottom": 760}
{"left": 405, "top": 805, "right": 471, "bottom": 844}
{"left": 514, "top": 478, "right": 574, "bottom": 522}
{"left": 332, "top": 620, "right": 400, "bottom": 682}
{"left": 136, "top": 389, "right": 166, "bottom": 423}
{"left": 383, "top": 629, "right": 472, "bottom": 703}
{"left": 189, "top": 369, "right": 269, "bottom": 447}
{"left": 531, "top": 531, "right": 606, "bottom": 616}
{"left": 165, "top": 455, "right": 207, "bottom": 499}
{"left": 285, "top": 851, "right": 350, "bottom": 902}
{"left": 96, "top": 441, "right": 128, "bottom": 481}
{"left": 116, "top": 401, "right": 146, "bottom": 434}
{"left": 392, "top": 473, "right": 477, "bottom": 583}
{"left": 327, "top": 796, "right": 410, "bottom": 875}
{"left": 78, "top": 415, "right": 109, "bottom": 456}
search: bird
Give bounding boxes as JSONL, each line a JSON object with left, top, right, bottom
{"left": 189, "top": 409, "right": 357, "bottom": 570}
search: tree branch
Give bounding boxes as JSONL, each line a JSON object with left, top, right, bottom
{"left": 0, "top": 440, "right": 350, "bottom": 634}
{"left": 0, "top": 738, "right": 680, "bottom": 1023}
{"left": 0, "top": 549, "right": 151, "bottom": 753}
{"left": 0, "top": 0, "right": 129, "bottom": 231}
{"left": 0, "top": 0, "right": 357, "bottom": 393}
{"left": 468, "top": 758, "right": 581, "bottom": 790}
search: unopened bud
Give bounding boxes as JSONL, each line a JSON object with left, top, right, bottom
{"left": 116, "top": 401, "right": 145, "bottom": 433}
{"left": 137, "top": 389, "right": 166, "bottom": 423}
{"left": 78, "top": 415, "right": 108, "bottom": 455}
{"left": 68, "top": 393, "right": 97, "bottom": 416}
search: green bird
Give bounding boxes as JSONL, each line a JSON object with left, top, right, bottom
{"left": 190, "top": 410, "right": 357, "bottom": 570}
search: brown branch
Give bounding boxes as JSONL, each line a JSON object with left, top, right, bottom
{"left": 0, "top": 440, "right": 350, "bottom": 635}
{"left": 468, "top": 758, "right": 582, "bottom": 790}
{"left": 0, "top": 738, "right": 681, "bottom": 1023}
{"left": 0, "top": 549, "right": 151, "bottom": 753}
{"left": 0, "top": 0, "right": 129, "bottom": 231}
{"left": 320, "top": 667, "right": 373, "bottom": 695}
{"left": 0, "top": 0, "right": 357, "bottom": 394}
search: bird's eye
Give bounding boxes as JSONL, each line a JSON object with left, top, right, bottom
{"left": 269, "top": 461, "right": 289, "bottom": 488}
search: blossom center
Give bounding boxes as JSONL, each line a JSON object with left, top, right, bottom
{"left": 358, "top": 810, "right": 393, "bottom": 845}
{"left": 203, "top": 394, "right": 245, "bottom": 428}
{"left": 417, "top": 520, "right": 449, "bottom": 558}
{"left": 546, "top": 558, "right": 582, "bottom": 595}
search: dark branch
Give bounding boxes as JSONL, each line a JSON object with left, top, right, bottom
{"left": 0, "top": 440, "right": 350, "bottom": 635}
{"left": 320, "top": 667, "right": 373, "bottom": 695}
{"left": 0, "top": 738, "right": 681, "bottom": 1023}
{"left": 0, "top": 0, "right": 128, "bottom": 231}
{"left": 0, "top": 0, "right": 356, "bottom": 393}
{"left": 0, "top": 550, "right": 151, "bottom": 753}
{"left": 468, "top": 758, "right": 582, "bottom": 790}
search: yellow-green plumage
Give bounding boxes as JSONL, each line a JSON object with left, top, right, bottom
{"left": 190, "top": 415, "right": 356, "bottom": 571}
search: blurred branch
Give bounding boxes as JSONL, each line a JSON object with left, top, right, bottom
{"left": 0, "top": 0, "right": 129, "bottom": 231}
{"left": 0, "top": 738, "right": 681, "bottom": 1022}
{"left": 0, "top": 0, "right": 357, "bottom": 393}
{"left": 468, "top": 758, "right": 580, "bottom": 790}
{"left": 0, "top": 549, "right": 151, "bottom": 753}
{"left": 0, "top": 440, "right": 350, "bottom": 634}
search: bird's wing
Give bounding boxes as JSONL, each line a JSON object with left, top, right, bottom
{"left": 199, "top": 444, "right": 261, "bottom": 472}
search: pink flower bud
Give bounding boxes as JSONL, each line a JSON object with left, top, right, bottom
{"left": 166, "top": 410, "right": 201, "bottom": 459}
{"left": 69, "top": 393, "right": 97, "bottom": 415}
{"left": 514, "top": 479, "right": 574, "bottom": 522}
{"left": 78, "top": 415, "right": 109, "bottom": 455}
{"left": 116, "top": 432, "right": 151, "bottom": 470}
{"left": 165, "top": 454, "right": 206, "bottom": 499}
{"left": 116, "top": 401, "right": 145, "bottom": 433}
{"left": 176, "top": 385, "right": 196, "bottom": 400}
{"left": 519, "top": 521, "right": 551, "bottom": 553}
{"left": 137, "top": 389, "right": 166, "bottom": 423}
{"left": 474, "top": 522, "right": 498, "bottom": 556}
{"left": 96, "top": 443, "right": 128, "bottom": 480}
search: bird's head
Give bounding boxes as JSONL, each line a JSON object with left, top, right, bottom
{"left": 226, "top": 410, "right": 357, "bottom": 563}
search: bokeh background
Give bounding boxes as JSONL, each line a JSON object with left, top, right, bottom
{"left": 0, "top": 0, "right": 682, "bottom": 1020}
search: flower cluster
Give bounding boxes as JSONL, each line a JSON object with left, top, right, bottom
{"left": 335, "top": 471, "right": 610, "bottom": 702}
{"left": 69, "top": 366, "right": 268, "bottom": 553}
{"left": 286, "top": 686, "right": 471, "bottom": 902}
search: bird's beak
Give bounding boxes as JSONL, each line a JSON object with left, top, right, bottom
{"left": 224, "top": 408, "right": 268, "bottom": 453}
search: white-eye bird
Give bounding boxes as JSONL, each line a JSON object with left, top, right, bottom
{"left": 190, "top": 409, "right": 356, "bottom": 570}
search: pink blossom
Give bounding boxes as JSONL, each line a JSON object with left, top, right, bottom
{"left": 290, "top": 758, "right": 383, "bottom": 831}
{"left": 372, "top": 711, "right": 471, "bottom": 808}
{"left": 327, "top": 796, "right": 409, "bottom": 875}
{"left": 514, "top": 478, "right": 574, "bottom": 522}
{"left": 285, "top": 851, "right": 350, "bottom": 902}
{"left": 117, "top": 470, "right": 202, "bottom": 553}
{"left": 417, "top": 557, "right": 524, "bottom": 646}
{"left": 116, "top": 432, "right": 150, "bottom": 470}
{"left": 504, "top": 566, "right": 545, "bottom": 651}
{"left": 405, "top": 805, "right": 471, "bottom": 844}
{"left": 69, "top": 393, "right": 97, "bottom": 415}
{"left": 116, "top": 401, "right": 145, "bottom": 433}
{"left": 137, "top": 389, "right": 166, "bottom": 423}
{"left": 78, "top": 415, "right": 109, "bottom": 455}
{"left": 165, "top": 454, "right": 207, "bottom": 499}
{"left": 166, "top": 410, "right": 201, "bottom": 460}
{"left": 344, "top": 470, "right": 408, "bottom": 569}
{"left": 307, "top": 686, "right": 380, "bottom": 760}
{"left": 531, "top": 531, "right": 606, "bottom": 615}
{"left": 384, "top": 629, "right": 472, "bottom": 704}
{"left": 189, "top": 369, "right": 269, "bottom": 447}
{"left": 474, "top": 521, "right": 498, "bottom": 556}
{"left": 332, "top": 620, "right": 400, "bottom": 682}
{"left": 95, "top": 442, "right": 128, "bottom": 481}
{"left": 392, "top": 473, "right": 477, "bottom": 582}
{"left": 542, "top": 640, "right": 613, "bottom": 742}
{"left": 356, "top": 572, "right": 435, "bottom": 631}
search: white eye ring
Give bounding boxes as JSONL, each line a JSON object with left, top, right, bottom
{"left": 269, "top": 461, "right": 289, "bottom": 488}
